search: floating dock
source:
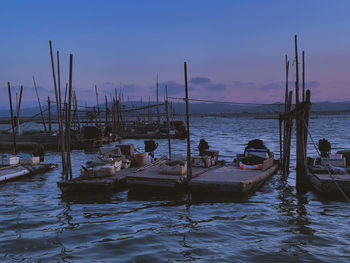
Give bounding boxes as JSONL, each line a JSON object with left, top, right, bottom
{"left": 189, "top": 163, "right": 279, "bottom": 195}
{"left": 0, "top": 163, "right": 56, "bottom": 183}
{"left": 57, "top": 168, "right": 137, "bottom": 194}
{"left": 126, "top": 164, "right": 223, "bottom": 191}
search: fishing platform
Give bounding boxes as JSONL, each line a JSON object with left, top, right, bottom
{"left": 0, "top": 163, "right": 56, "bottom": 183}
{"left": 189, "top": 162, "right": 278, "bottom": 195}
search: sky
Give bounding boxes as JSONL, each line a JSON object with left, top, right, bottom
{"left": 0, "top": 0, "right": 350, "bottom": 108}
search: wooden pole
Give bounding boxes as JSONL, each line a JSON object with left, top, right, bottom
{"left": 302, "top": 51, "right": 305, "bottom": 102}
{"left": 7, "top": 82, "right": 17, "bottom": 155}
{"left": 284, "top": 90, "right": 293, "bottom": 174}
{"left": 64, "top": 102, "right": 68, "bottom": 179}
{"left": 95, "top": 85, "right": 100, "bottom": 124}
{"left": 304, "top": 90, "right": 311, "bottom": 158}
{"left": 165, "top": 85, "right": 172, "bottom": 159}
{"left": 73, "top": 91, "right": 80, "bottom": 130}
{"left": 64, "top": 83, "right": 68, "bottom": 104}
{"left": 156, "top": 74, "right": 160, "bottom": 127}
{"left": 16, "top": 85, "right": 23, "bottom": 136}
{"left": 279, "top": 118, "right": 282, "bottom": 168}
{"left": 57, "top": 50, "right": 66, "bottom": 175}
{"left": 105, "top": 95, "right": 108, "bottom": 126}
{"left": 67, "top": 54, "right": 73, "bottom": 179}
{"left": 33, "top": 76, "right": 47, "bottom": 132}
{"left": 294, "top": 35, "right": 299, "bottom": 104}
{"left": 184, "top": 62, "right": 192, "bottom": 178}
{"left": 282, "top": 56, "right": 289, "bottom": 171}
{"left": 49, "top": 41, "right": 66, "bottom": 174}
{"left": 48, "top": 96, "right": 52, "bottom": 132}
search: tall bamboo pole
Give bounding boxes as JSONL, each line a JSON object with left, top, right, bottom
{"left": 16, "top": 86, "right": 23, "bottom": 136}
{"left": 48, "top": 96, "right": 52, "bottom": 132}
{"left": 282, "top": 56, "right": 289, "bottom": 171}
{"left": 294, "top": 35, "right": 299, "bottom": 104}
{"left": 184, "top": 62, "right": 192, "bottom": 178}
{"left": 67, "top": 54, "right": 73, "bottom": 179}
{"left": 7, "top": 82, "right": 17, "bottom": 155}
{"left": 95, "top": 85, "right": 100, "bottom": 124}
{"left": 165, "top": 85, "right": 172, "bottom": 159}
{"left": 57, "top": 49, "right": 66, "bottom": 174}
{"left": 33, "top": 76, "right": 47, "bottom": 132}
{"left": 302, "top": 51, "right": 305, "bottom": 102}
{"left": 105, "top": 95, "right": 108, "bottom": 126}
{"left": 156, "top": 74, "right": 160, "bottom": 127}
{"left": 49, "top": 41, "right": 66, "bottom": 174}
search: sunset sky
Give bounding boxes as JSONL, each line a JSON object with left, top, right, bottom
{"left": 1, "top": 0, "right": 349, "bottom": 108}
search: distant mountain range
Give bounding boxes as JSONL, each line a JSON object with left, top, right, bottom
{"left": 1, "top": 101, "right": 350, "bottom": 117}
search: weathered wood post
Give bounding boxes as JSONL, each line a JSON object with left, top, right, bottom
{"left": 294, "top": 35, "right": 308, "bottom": 192}
{"left": 49, "top": 41, "right": 65, "bottom": 174}
{"left": 48, "top": 96, "right": 52, "bottom": 132}
{"left": 33, "top": 76, "right": 47, "bottom": 132}
{"left": 66, "top": 54, "right": 73, "bottom": 179}
{"left": 7, "top": 82, "right": 17, "bottom": 155}
{"left": 282, "top": 55, "right": 289, "bottom": 171}
{"left": 15, "top": 86, "right": 23, "bottom": 136}
{"left": 95, "top": 85, "right": 100, "bottom": 125}
{"left": 294, "top": 35, "right": 300, "bottom": 104}
{"left": 156, "top": 74, "right": 160, "bottom": 127}
{"left": 302, "top": 51, "right": 305, "bottom": 102}
{"left": 279, "top": 117, "right": 282, "bottom": 168}
{"left": 64, "top": 102, "right": 68, "bottom": 179}
{"left": 184, "top": 62, "right": 192, "bottom": 178}
{"left": 105, "top": 95, "right": 108, "bottom": 126}
{"left": 165, "top": 85, "right": 172, "bottom": 159}
{"left": 286, "top": 90, "right": 293, "bottom": 173}
{"left": 304, "top": 90, "right": 311, "bottom": 158}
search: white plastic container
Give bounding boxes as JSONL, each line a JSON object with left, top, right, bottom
{"left": 113, "top": 160, "right": 122, "bottom": 172}
{"left": 1, "top": 156, "right": 20, "bottom": 165}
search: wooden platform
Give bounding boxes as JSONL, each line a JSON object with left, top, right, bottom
{"left": 0, "top": 163, "right": 56, "bottom": 183}
{"left": 189, "top": 164, "right": 279, "bottom": 195}
{"left": 126, "top": 164, "right": 223, "bottom": 190}
{"left": 307, "top": 168, "right": 350, "bottom": 195}
{"left": 57, "top": 168, "right": 137, "bottom": 194}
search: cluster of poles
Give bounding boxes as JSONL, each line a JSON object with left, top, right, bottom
{"left": 279, "top": 35, "right": 311, "bottom": 192}
{"left": 7, "top": 83, "right": 23, "bottom": 155}
{"left": 49, "top": 40, "right": 74, "bottom": 179}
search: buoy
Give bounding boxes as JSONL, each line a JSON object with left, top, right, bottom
{"left": 239, "top": 161, "right": 262, "bottom": 170}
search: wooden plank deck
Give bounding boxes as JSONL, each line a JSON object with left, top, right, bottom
{"left": 126, "top": 165, "right": 218, "bottom": 189}
{"left": 57, "top": 168, "right": 137, "bottom": 194}
{"left": 189, "top": 164, "right": 279, "bottom": 195}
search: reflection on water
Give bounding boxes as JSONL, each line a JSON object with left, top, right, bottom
{"left": 1, "top": 116, "right": 350, "bottom": 262}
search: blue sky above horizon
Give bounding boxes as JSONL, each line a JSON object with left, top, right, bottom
{"left": 1, "top": 0, "right": 350, "bottom": 108}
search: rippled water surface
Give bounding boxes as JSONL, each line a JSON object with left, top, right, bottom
{"left": 1, "top": 116, "right": 350, "bottom": 262}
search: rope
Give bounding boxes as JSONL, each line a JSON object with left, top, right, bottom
{"left": 168, "top": 96, "right": 287, "bottom": 106}
{"left": 303, "top": 119, "right": 350, "bottom": 202}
